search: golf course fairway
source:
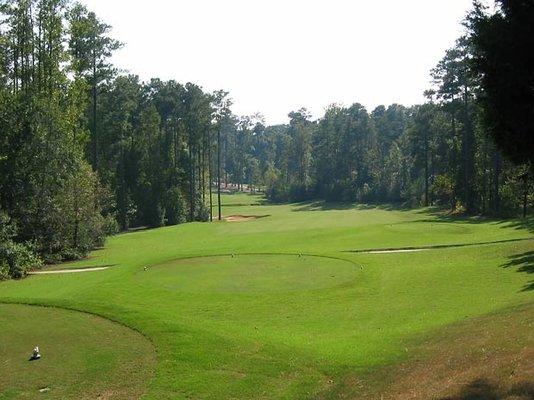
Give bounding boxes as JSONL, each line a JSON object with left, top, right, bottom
{"left": 0, "top": 194, "right": 532, "bottom": 399}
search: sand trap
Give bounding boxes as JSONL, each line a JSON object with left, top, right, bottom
{"left": 29, "top": 267, "right": 110, "bottom": 275}
{"left": 366, "top": 249, "right": 429, "bottom": 254}
{"left": 223, "top": 215, "right": 268, "bottom": 222}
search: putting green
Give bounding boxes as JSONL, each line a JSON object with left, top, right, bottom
{"left": 141, "top": 255, "right": 359, "bottom": 293}
{"left": 0, "top": 304, "right": 155, "bottom": 400}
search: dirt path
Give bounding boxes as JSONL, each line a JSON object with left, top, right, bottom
{"left": 29, "top": 267, "right": 110, "bottom": 275}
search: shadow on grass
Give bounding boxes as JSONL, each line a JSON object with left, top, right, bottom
{"left": 292, "top": 200, "right": 413, "bottom": 212}
{"left": 439, "top": 379, "right": 534, "bottom": 400}
{"left": 345, "top": 237, "right": 533, "bottom": 253}
{"left": 288, "top": 199, "right": 534, "bottom": 234}
{"left": 496, "top": 217, "right": 534, "bottom": 235}
{"left": 502, "top": 251, "right": 534, "bottom": 292}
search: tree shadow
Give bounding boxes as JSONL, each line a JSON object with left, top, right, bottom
{"left": 292, "top": 200, "right": 413, "bottom": 212}
{"left": 496, "top": 217, "right": 534, "bottom": 235}
{"left": 412, "top": 209, "right": 534, "bottom": 232}
{"left": 438, "top": 379, "right": 534, "bottom": 400}
{"left": 413, "top": 208, "right": 503, "bottom": 225}
{"left": 502, "top": 250, "right": 534, "bottom": 292}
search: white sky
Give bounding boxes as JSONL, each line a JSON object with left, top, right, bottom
{"left": 80, "top": 0, "right": 474, "bottom": 125}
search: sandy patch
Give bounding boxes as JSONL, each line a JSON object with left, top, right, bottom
{"left": 29, "top": 267, "right": 110, "bottom": 275}
{"left": 366, "top": 249, "right": 429, "bottom": 254}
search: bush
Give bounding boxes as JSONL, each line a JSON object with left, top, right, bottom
{"left": 0, "top": 241, "right": 43, "bottom": 279}
{"left": 267, "top": 180, "right": 291, "bottom": 203}
{"left": 0, "top": 259, "right": 9, "bottom": 280}
{"left": 165, "top": 187, "right": 187, "bottom": 225}
{"left": 431, "top": 175, "right": 455, "bottom": 208}
{"left": 103, "top": 214, "right": 120, "bottom": 236}
{"left": 0, "top": 211, "right": 42, "bottom": 279}
{"left": 195, "top": 201, "right": 210, "bottom": 222}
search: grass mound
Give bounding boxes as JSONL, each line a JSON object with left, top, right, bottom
{"left": 142, "top": 255, "right": 358, "bottom": 293}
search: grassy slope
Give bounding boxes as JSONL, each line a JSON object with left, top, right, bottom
{"left": 0, "top": 304, "right": 155, "bottom": 400}
{"left": 0, "top": 194, "right": 532, "bottom": 399}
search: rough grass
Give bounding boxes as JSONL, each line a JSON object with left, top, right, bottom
{"left": 0, "top": 195, "right": 532, "bottom": 399}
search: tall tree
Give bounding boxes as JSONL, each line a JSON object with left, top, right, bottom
{"left": 468, "top": 0, "right": 534, "bottom": 166}
{"left": 67, "top": 3, "right": 121, "bottom": 172}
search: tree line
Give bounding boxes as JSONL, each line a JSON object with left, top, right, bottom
{"left": 0, "top": 0, "right": 532, "bottom": 279}
{"left": 0, "top": 0, "right": 234, "bottom": 279}
{"left": 224, "top": 1, "right": 532, "bottom": 217}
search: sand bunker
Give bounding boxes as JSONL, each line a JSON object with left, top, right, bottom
{"left": 29, "top": 267, "right": 110, "bottom": 275}
{"left": 223, "top": 215, "right": 268, "bottom": 222}
{"left": 366, "top": 249, "right": 429, "bottom": 254}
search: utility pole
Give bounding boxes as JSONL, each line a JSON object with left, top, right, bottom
{"left": 424, "top": 125, "right": 429, "bottom": 207}
{"left": 217, "top": 125, "right": 222, "bottom": 221}
{"left": 208, "top": 127, "right": 213, "bottom": 222}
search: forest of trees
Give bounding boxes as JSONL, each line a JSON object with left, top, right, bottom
{"left": 223, "top": 1, "right": 532, "bottom": 216}
{"left": 0, "top": 0, "right": 232, "bottom": 278}
{"left": 0, "top": 0, "right": 532, "bottom": 279}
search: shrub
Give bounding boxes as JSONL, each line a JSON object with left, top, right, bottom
{"left": 266, "top": 180, "right": 291, "bottom": 203}
{"left": 165, "top": 187, "right": 187, "bottom": 225}
{"left": 0, "top": 259, "right": 9, "bottom": 280}
{"left": 195, "top": 201, "right": 210, "bottom": 222}
{"left": 0, "top": 241, "right": 43, "bottom": 279}
{"left": 431, "top": 175, "right": 455, "bottom": 208}
{"left": 103, "top": 214, "right": 120, "bottom": 236}
{"left": 0, "top": 212, "right": 42, "bottom": 279}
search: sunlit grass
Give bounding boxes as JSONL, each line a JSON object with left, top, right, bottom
{"left": 0, "top": 195, "right": 532, "bottom": 399}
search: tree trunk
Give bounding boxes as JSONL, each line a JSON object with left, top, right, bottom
{"left": 492, "top": 151, "right": 501, "bottom": 215}
{"left": 92, "top": 87, "right": 98, "bottom": 170}
{"left": 482, "top": 139, "right": 488, "bottom": 215}
{"left": 522, "top": 170, "right": 529, "bottom": 219}
{"left": 188, "top": 132, "right": 195, "bottom": 221}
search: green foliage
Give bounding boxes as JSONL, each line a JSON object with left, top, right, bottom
{"left": 102, "top": 214, "right": 120, "bottom": 236}
{"left": 0, "top": 211, "right": 42, "bottom": 280}
{"left": 468, "top": 0, "right": 534, "bottom": 166}
{"left": 266, "top": 179, "right": 291, "bottom": 203}
{"left": 247, "top": 38, "right": 529, "bottom": 217}
{"left": 165, "top": 187, "right": 187, "bottom": 226}
{"left": 431, "top": 175, "right": 455, "bottom": 207}
{"left": 0, "top": 1, "right": 221, "bottom": 272}
{"left": 0, "top": 0, "right": 108, "bottom": 269}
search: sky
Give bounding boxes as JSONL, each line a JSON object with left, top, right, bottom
{"left": 80, "top": 0, "right": 475, "bottom": 125}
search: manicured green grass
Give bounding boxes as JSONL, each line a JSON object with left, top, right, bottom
{"left": 0, "top": 304, "right": 155, "bottom": 400}
{"left": 0, "top": 196, "right": 532, "bottom": 399}
{"left": 213, "top": 192, "right": 265, "bottom": 206}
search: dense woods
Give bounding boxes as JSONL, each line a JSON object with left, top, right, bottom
{"left": 0, "top": 0, "right": 225, "bottom": 278}
{"left": 0, "top": 0, "right": 532, "bottom": 279}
